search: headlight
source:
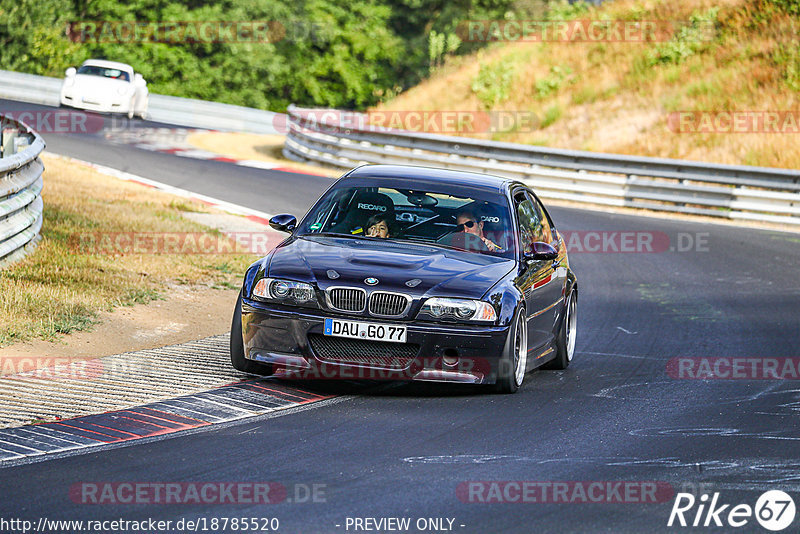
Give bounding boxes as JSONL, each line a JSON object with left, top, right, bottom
{"left": 252, "top": 278, "right": 316, "bottom": 304}
{"left": 117, "top": 86, "right": 129, "bottom": 95}
{"left": 419, "top": 297, "right": 497, "bottom": 322}
{"left": 63, "top": 78, "right": 75, "bottom": 88}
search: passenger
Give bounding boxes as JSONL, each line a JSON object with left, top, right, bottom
{"left": 455, "top": 209, "right": 503, "bottom": 252}
{"left": 365, "top": 214, "right": 392, "bottom": 238}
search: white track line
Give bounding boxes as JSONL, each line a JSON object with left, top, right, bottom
{"left": 48, "top": 153, "right": 274, "bottom": 223}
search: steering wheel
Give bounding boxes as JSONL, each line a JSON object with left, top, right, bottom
{"left": 442, "top": 231, "right": 491, "bottom": 252}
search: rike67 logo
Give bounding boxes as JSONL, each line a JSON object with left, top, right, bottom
{"left": 668, "top": 490, "right": 796, "bottom": 531}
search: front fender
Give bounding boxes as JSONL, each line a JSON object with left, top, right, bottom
{"left": 242, "top": 257, "right": 268, "bottom": 299}
{"left": 484, "top": 276, "right": 523, "bottom": 328}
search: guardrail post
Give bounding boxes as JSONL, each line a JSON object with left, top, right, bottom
{"left": 1, "top": 130, "right": 16, "bottom": 157}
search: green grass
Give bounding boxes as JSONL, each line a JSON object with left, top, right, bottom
{"left": 535, "top": 66, "right": 574, "bottom": 100}
{"left": 648, "top": 8, "right": 720, "bottom": 66}
{"left": 471, "top": 61, "right": 518, "bottom": 109}
{"left": 541, "top": 105, "right": 563, "bottom": 129}
{"left": 571, "top": 85, "right": 599, "bottom": 105}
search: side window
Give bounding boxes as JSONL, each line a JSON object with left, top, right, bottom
{"left": 531, "top": 195, "right": 555, "bottom": 245}
{"left": 514, "top": 192, "right": 542, "bottom": 255}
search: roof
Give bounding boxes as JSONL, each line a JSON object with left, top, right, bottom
{"left": 342, "top": 164, "right": 511, "bottom": 193}
{"left": 81, "top": 59, "right": 135, "bottom": 72}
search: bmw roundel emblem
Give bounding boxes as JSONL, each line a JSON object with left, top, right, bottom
{"left": 365, "top": 277, "right": 379, "bottom": 286}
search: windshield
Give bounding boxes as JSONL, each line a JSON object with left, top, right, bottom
{"left": 296, "top": 183, "right": 515, "bottom": 259}
{"left": 77, "top": 65, "right": 130, "bottom": 82}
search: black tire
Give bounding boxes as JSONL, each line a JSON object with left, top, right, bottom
{"left": 494, "top": 306, "right": 527, "bottom": 394}
{"left": 230, "top": 291, "right": 273, "bottom": 375}
{"left": 542, "top": 289, "right": 577, "bottom": 370}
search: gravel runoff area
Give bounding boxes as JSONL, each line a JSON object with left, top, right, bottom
{"left": 0, "top": 335, "right": 245, "bottom": 428}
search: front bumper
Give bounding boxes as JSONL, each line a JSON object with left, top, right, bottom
{"left": 241, "top": 298, "right": 509, "bottom": 384}
{"left": 60, "top": 93, "right": 129, "bottom": 113}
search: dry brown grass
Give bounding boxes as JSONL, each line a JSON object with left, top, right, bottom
{"left": 375, "top": 0, "right": 800, "bottom": 168}
{"left": 0, "top": 154, "right": 255, "bottom": 345}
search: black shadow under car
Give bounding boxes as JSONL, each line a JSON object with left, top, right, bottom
{"left": 230, "top": 164, "right": 578, "bottom": 393}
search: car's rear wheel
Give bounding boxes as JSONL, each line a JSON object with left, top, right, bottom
{"left": 495, "top": 306, "right": 527, "bottom": 394}
{"left": 230, "top": 291, "right": 273, "bottom": 375}
{"left": 543, "top": 289, "right": 577, "bottom": 370}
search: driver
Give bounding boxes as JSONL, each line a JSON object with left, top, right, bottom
{"left": 455, "top": 209, "right": 503, "bottom": 252}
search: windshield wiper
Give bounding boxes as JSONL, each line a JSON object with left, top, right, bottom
{"left": 303, "top": 232, "right": 366, "bottom": 240}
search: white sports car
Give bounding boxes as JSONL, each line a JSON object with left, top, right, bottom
{"left": 60, "top": 59, "right": 148, "bottom": 119}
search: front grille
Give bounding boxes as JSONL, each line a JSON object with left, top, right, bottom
{"left": 369, "top": 291, "right": 411, "bottom": 317}
{"left": 327, "top": 287, "right": 366, "bottom": 312}
{"left": 308, "top": 334, "right": 418, "bottom": 369}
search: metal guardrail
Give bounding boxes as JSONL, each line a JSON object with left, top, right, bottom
{"left": 0, "top": 114, "right": 45, "bottom": 268}
{"left": 283, "top": 105, "right": 800, "bottom": 226}
{"left": 0, "top": 70, "right": 281, "bottom": 135}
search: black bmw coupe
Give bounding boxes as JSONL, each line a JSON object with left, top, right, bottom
{"left": 230, "top": 164, "right": 577, "bottom": 393}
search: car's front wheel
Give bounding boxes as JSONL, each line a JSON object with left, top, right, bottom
{"left": 230, "top": 291, "right": 274, "bottom": 375}
{"left": 543, "top": 289, "right": 577, "bottom": 370}
{"left": 495, "top": 306, "right": 527, "bottom": 394}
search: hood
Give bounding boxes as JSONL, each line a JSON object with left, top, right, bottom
{"left": 267, "top": 236, "right": 514, "bottom": 300}
{"left": 68, "top": 75, "right": 132, "bottom": 96}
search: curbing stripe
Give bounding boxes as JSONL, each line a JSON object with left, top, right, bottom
{"left": 47, "top": 154, "right": 276, "bottom": 223}
{"left": 0, "top": 378, "right": 333, "bottom": 462}
{"left": 103, "top": 127, "right": 332, "bottom": 176}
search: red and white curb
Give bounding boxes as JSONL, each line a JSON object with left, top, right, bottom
{"left": 103, "top": 127, "right": 330, "bottom": 176}
{"left": 0, "top": 335, "right": 340, "bottom": 464}
{"left": 0, "top": 381, "right": 332, "bottom": 463}
{"left": 50, "top": 153, "right": 279, "bottom": 227}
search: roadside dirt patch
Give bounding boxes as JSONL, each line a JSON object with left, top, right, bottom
{"left": 0, "top": 285, "right": 238, "bottom": 369}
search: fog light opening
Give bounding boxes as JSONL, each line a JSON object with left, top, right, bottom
{"left": 442, "top": 349, "right": 459, "bottom": 367}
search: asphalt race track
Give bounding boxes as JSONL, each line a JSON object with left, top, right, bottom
{"left": 1, "top": 99, "right": 799, "bottom": 533}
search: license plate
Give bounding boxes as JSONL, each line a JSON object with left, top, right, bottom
{"left": 324, "top": 318, "right": 407, "bottom": 343}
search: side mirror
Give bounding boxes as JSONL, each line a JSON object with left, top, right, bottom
{"left": 269, "top": 214, "right": 297, "bottom": 233}
{"left": 65, "top": 67, "right": 77, "bottom": 77}
{"left": 523, "top": 241, "right": 558, "bottom": 262}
